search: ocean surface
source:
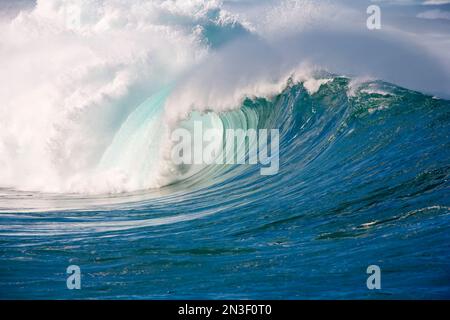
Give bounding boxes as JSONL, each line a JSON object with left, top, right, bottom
{"left": 0, "top": 0, "right": 449, "bottom": 299}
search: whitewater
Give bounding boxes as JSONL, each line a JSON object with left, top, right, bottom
{"left": 0, "top": 0, "right": 449, "bottom": 299}
{"left": 0, "top": 0, "right": 449, "bottom": 194}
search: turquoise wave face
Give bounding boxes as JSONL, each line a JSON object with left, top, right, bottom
{"left": 1, "top": 78, "right": 449, "bottom": 299}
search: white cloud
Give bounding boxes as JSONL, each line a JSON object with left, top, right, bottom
{"left": 423, "top": 0, "right": 450, "bottom": 5}
{"left": 417, "top": 9, "right": 450, "bottom": 19}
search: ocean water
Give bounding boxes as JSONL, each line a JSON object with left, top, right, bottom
{"left": 0, "top": 0, "right": 450, "bottom": 299}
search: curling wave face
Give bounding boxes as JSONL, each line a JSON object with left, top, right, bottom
{"left": 1, "top": 0, "right": 450, "bottom": 194}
